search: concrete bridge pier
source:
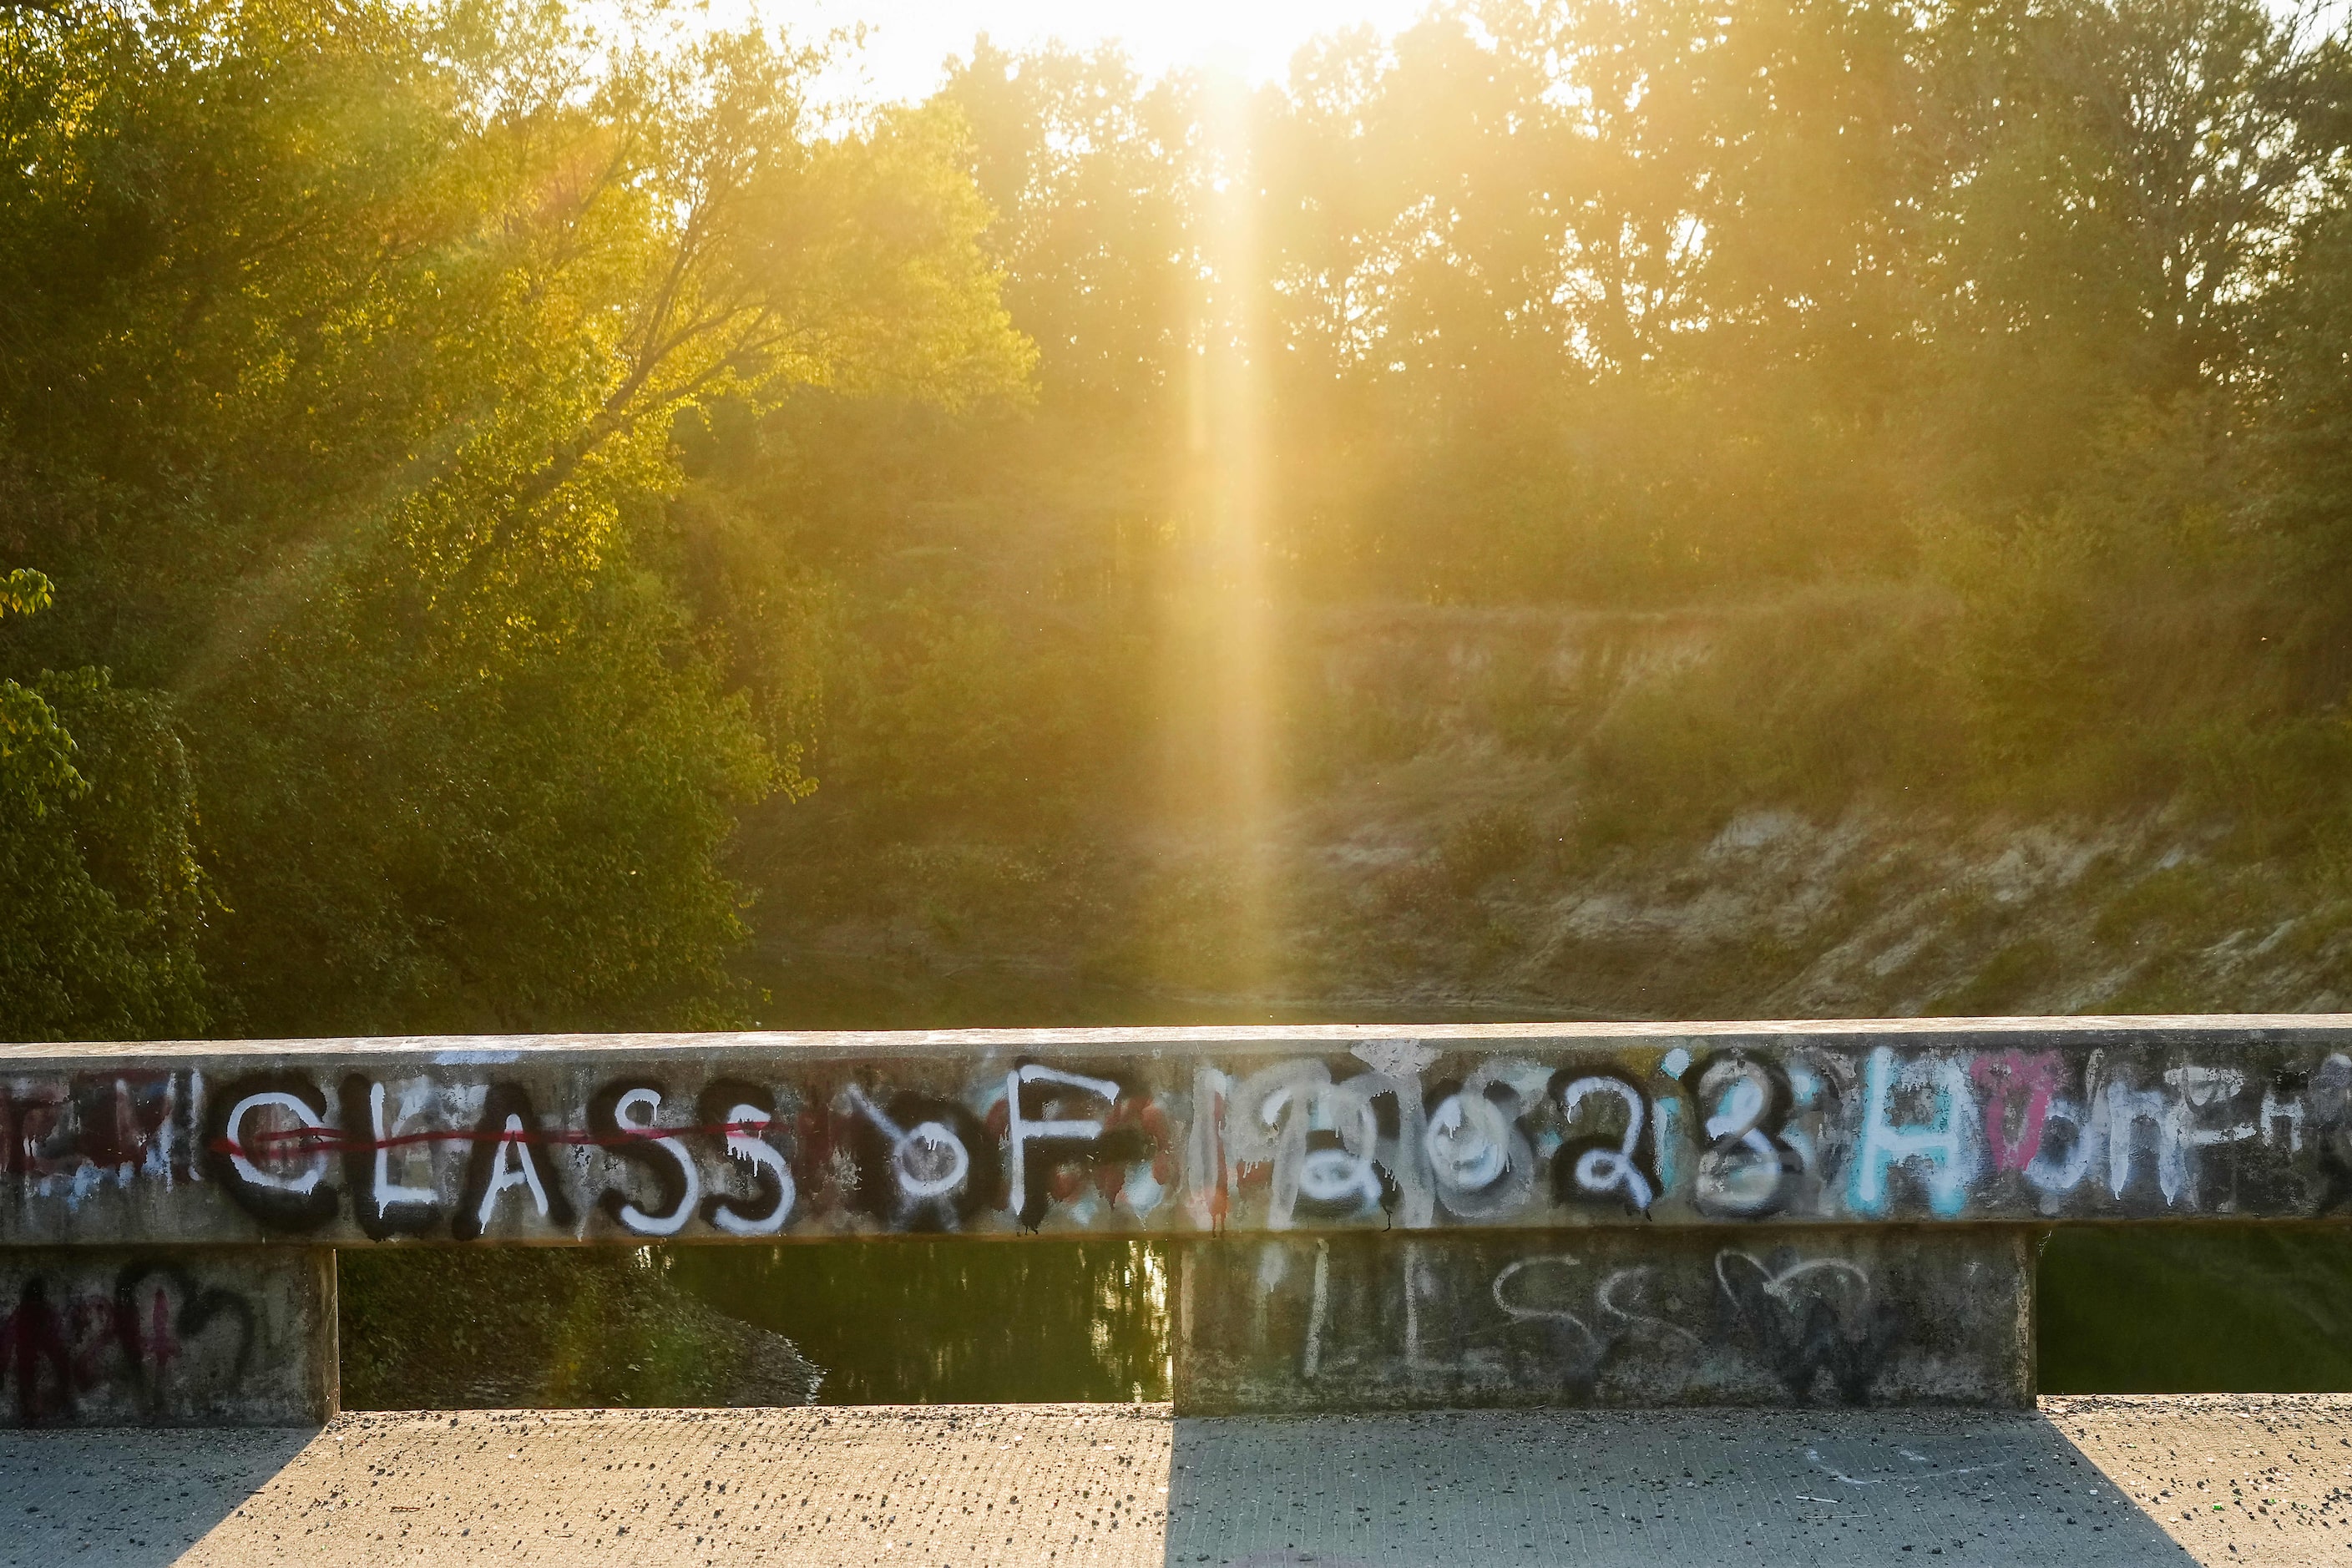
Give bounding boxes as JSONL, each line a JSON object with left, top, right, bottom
{"left": 1, "top": 1229, "right": 2037, "bottom": 1427}
{"left": 0, "top": 1246, "right": 337, "bottom": 1425}
{"left": 1171, "top": 1227, "right": 2037, "bottom": 1414}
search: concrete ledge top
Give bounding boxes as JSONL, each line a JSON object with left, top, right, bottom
{"left": 0, "top": 1395, "right": 2330, "bottom": 1565}
{"left": 15, "top": 1012, "right": 2352, "bottom": 1061}
{"left": 8, "top": 1015, "right": 2352, "bottom": 1245}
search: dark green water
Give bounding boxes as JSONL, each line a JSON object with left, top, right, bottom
{"left": 2037, "top": 1224, "right": 2352, "bottom": 1393}
{"left": 665, "top": 1242, "right": 1171, "bottom": 1404}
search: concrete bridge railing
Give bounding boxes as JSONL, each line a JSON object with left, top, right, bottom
{"left": 3, "top": 1016, "right": 2344, "bottom": 1424}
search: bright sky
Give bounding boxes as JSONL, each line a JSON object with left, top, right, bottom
{"left": 792, "top": 0, "right": 1434, "bottom": 102}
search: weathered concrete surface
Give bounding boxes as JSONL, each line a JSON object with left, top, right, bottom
{"left": 0, "top": 1398, "right": 2339, "bottom": 1565}
{"left": 8, "top": 1016, "right": 2352, "bottom": 1248}
{"left": 2056, "top": 1393, "right": 2352, "bottom": 1561}
{"left": 1174, "top": 1227, "right": 2034, "bottom": 1413}
{"left": 0, "top": 1248, "right": 336, "bottom": 1429}
{"left": 8, "top": 1017, "right": 2347, "bottom": 1427}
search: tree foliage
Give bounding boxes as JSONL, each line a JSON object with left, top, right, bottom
{"left": 0, "top": 570, "right": 207, "bottom": 1039}
{"left": 13, "top": 0, "right": 2352, "bottom": 1035}
{"left": 0, "top": 0, "right": 1027, "bottom": 1035}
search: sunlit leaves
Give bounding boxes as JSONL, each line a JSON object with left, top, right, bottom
{"left": 0, "top": 578, "right": 208, "bottom": 1041}
{"left": 0, "top": 0, "right": 1031, "bottom": 1033}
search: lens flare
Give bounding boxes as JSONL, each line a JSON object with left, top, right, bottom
{"left": 1162, "top": 63, "right": 1282, "bottom": 1002}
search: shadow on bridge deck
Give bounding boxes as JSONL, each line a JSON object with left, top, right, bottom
{"left": 0, "top": 1396, "right": 2334, "bottom": 1565}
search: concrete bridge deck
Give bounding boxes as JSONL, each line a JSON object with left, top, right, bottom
{"left": 2, "top": 1396, "right": 2343, "bottom": 1566}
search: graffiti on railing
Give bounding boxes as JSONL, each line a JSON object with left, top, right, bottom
{"left": 0, "top": 1258, "right": 261, "bottom": 1422}
{"left": 1177, "top": 1229, "right": 2021, "bottom": 1408}
{"left": 2, "top": 1033, "right": 2347, "bottom": 1241}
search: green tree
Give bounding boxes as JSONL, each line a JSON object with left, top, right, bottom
{"left": 0, "top": 0, "right": 1029, "bottom": 1034}
{"left": 0, "top": 569, "right": 207, "bottom": 1040}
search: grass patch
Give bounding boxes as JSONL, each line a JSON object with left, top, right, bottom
{"left": 1930, "top": 938, "right": 2063, "bottom": 1015}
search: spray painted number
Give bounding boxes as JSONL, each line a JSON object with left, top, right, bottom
{"left": 1551, "top": 1071, "right": 1657, "bottom": 1212}
{"left": 1682, "top": 1053, "right": 1803, "bottom": 1218}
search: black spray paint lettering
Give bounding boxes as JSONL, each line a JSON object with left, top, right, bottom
{"left": 1229, "top": 1055, "right": 1536, "bottom": 1229}
{"left": 1678, "top": 1050, "right": 1803, "bottom": 1218}
{"left": 1348, "top": 1041, "right": 1439, "bottom": 1229}
{"left": 1293, "top": 1081, "right": 1384, "bottom": 1221}
{"left": 53, "top": 1039, "right": 2352, "bottom": 1237}
{"left": 1420, "top": 1063, "right": 1538, "bottom": 1220}
{"left": 204, "top": 1073, "right": 339, "bottom": 1233}
{"left": 696, "top": 1080, "right": 795, "bottom": 1236}
{"left": 338, "top": 1075, "right": 440, "bottom": 1240}
{"left": 453, "top": 1084, "right": 576, "bottom": 1241}
{"left": 1004, "top": 1063, "right": 1122, "bottom": 1229}
{"left": 2311, "top": 1054, "right": 2352, "bottom": 1214}
{"left": 6, "top": 1277, "right": 73, "bottom": 1420}
{"left": 589, "top": 1080, "right": 701, "bottom": 1237}
{"left": 1714, "top": 1251, "right": 1899, "bottom": 1404}
{"left": 107, "top": 1262, "right": 256, "bottom": 1407}
{"left": 844, "top": 1086, "right": 994, "bottom": 1229}
{"left": 1227, "top": 1061, "right": 1377, "bottom": 1228}
{"left": 1550, "top": 1067, "right": 1657, "bottom": 1213}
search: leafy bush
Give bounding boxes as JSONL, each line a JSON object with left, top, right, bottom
{"left": 0, "top": 571, "right": 206, "bottom": 1040}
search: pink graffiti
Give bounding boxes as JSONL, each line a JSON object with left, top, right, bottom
{"left": 0, "top": 1280, "right": 185, "bottom": 1422}
{"left": 1970, "top": 1051, "right": 2061, "bottom": 1172}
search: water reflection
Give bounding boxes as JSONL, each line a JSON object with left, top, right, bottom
{"left": 669, "top": 1240, "right": 1171, "bottom": 1404}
